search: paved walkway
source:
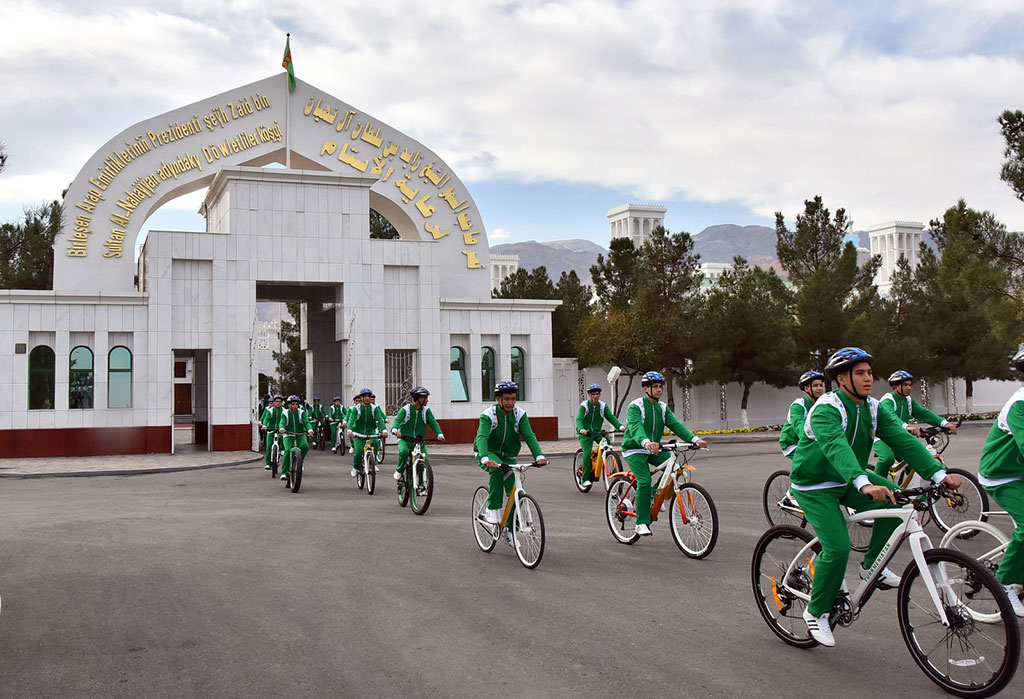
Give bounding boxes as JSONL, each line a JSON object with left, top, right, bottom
{"left": 0, "top": 431, "right": 783, "bottom": 478}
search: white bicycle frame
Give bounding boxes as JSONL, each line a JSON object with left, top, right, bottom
{"left": 780, "top": 504, "right": 953, "bottom": 627}
{"left": 648, "top": 442, "right": 700, "bottom": 492}
{"left": 489, "top": 463, "right": 532, "bottom": 539}
{"left": 410, "top": 442, "right": 426, "bottom": 491}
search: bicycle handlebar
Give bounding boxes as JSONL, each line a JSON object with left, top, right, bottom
{"left": 893, "top": 482, "right": 964, "bottom": 507}
{"left": 660, "top": 440, "right": 706, "bottom": 451}
{"left": 350, "top": 432, "right": 385, "bottom": 440}
{"left": 278, "top": 430, "right": 312, "bottom": 436}
{"left": 398, "top": 435, "right": 439, "bottom": 443}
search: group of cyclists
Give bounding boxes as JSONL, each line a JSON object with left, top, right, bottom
{"left": 253, "top": 344, "right": 1024, "bottom": 655}
{"left": 775, "top": 346, "right": 1024, "bottom": 648}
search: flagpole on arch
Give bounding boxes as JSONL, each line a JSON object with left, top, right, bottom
{"left": 282, "top": 33, "right": 296, "bottom": 169}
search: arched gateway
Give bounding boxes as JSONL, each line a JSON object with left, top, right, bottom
{"left": 1, "top": 75, "right": 559, "bottom": 456}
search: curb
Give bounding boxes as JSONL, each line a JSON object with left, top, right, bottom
{"left": 0, "top": 455, "right": 263, "bottom": 480}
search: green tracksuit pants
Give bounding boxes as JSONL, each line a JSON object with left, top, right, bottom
{"left": 793, "top": 472, "right": 902, "bottom": 618}
{"left": 981, "top": 480, "right": 1024, "bottom": 586}
{"left": 625, "top": 451, "right": 674, "bottom": 526}
{"left": 353, "top": 437, "right": 379, "bottom": 470}
{"left": 873, "top": 440, "right": 897, "bottom": 478}
{"left": 480, "top": 464, "right": 515, "bottom": 511}
{"left": 578, "top": 435, "right": 597, "bottom": 481}
{"left": 329, "top": 421, "right": 340, "bottom": 448}
{"left": 281, "top": 435, "right": 309, "bottom": 475}
{"left": 396, "top": 439, "right": 429, "bottom": 473}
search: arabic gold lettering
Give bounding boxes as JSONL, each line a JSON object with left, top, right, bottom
{"left": 457, "top": 213, "right": 474, "bottom": 232}
{"left": 360, "top": 124, "right": 383, "bottom": 148}
{"left": 463, "top": 231, "right": 479, "bottom": 245}
{"left": 415, "top": 194, "right": 435, "bottom": 218}
{"left": 321, "top": 141, "right": 338, "bottom": 156}
{"left": 462, "top": 251, "right": 483, "bottom": 268}
{"left": 425, "top": 223, "right": 450, "bottom": 240}
{"left": 304, "top": 97, "right": 316, "bottom": 116}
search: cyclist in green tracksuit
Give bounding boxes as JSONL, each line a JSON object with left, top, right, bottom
{"left": 309, "top": 397, "right": 326, "bottom": 446}
{"left": 328, "top": 396, "right": 347, "bottom": 452}
{"left": 978, "top": 348, "right": 1024, "bottom": 617}
{"left": 390, "top": 386, "right": 445, "bottom": 481}
{"left": 347, "top": 388, "right": 387, "bottom": 478}
{"left": 576, "top": 383, "right": 623, "bottom": 486}
{"left": 872, "top": 370, "right": 957, "bottom": 478}
{"left": 277, "top": 394, "right": 314, "bottom": 480}
{"left": 791, "top": 348, "right": 961, "bottom": 648}
{"left": 259, "top": 394, "right": 284, "bottom": 469}
{"left": 474, "top": 381, "right": 547, "bottom": 525}
{"left": 780, "top": 371, "right": 825, "bottom": 459}
{"left": 621, "top": 371, "right": 707, "bottom": 537}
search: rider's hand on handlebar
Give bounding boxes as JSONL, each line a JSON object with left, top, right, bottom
{"left": 535, "top": 457, "right": 547, "bottom": 467}
{"left": 694, "top": 438, "right": 708, "bottom": 449}
{"left": 860, "top": 484, "right": 896, "bottom": 504}
{"left": 644, "top": 440, "right": 660, "bottom": 454}
{"left": 945, "top": 423, "right": 959, "bottom": 435}
{"left": 483, "top": 458, "right": 500, "bottom": 470}
{"left": 941, "top": 472, "right": 963, "bottom": 491}
{"left": 907, "top": 425, "right": 922, "bottom": 437}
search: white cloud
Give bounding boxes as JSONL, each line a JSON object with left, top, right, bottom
{"left": 3, "top": 0, "right": 1024, "bottom": 234}
{"left": 489, "top": 228, "right": 511, "bottom": 241}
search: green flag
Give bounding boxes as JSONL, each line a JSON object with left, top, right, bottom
{"left": 282, "top": 35, "right": 296, "bottom": 93}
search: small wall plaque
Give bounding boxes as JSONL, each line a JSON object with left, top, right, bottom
{"left": 15, "top": 343, "right": 27, "bottom": 354}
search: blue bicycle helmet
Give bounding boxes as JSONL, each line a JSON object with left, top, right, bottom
{"left": 410, "top": 386, "right": 430, "bottom": 398}
{"left": 273, "top": 394, "right": 284, "bottom": 401}
{"left": 887, "top": 370, "right": 913, "bottom": 385}
{"left": 797, "top": 370, "right": 824, "bottom": 389}
{"left": 495, "top": 380, "right": 519, "bottom": 396}
{"left": 641, "top": 371, "right": 665, "bottom": 386}
{"left": 586, "top": 384, "right": 602, "bottom": 393}
{"left": 824, "top": 347, "right": 873, "bottom": 379}
{"left": 332, "top": 396, "right": 342, "bottom": 402}
{"left": 286, "top": 394, "right": 301, "bottom": 405}
{"left": 357, "top": 388, "right": 373, "bottom": 397}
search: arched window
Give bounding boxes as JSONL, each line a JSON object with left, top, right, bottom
{"left": 69, "top": 346, "right": 94, "bottom": 409}
{"left": 108, "top": 346, "right": 133, "bottom": 408}
{"left": 28, "top": 345, "right": 55, "bottom": 410}
{"left": 450, "top": 346, "right": 468, "bottom": 402}
{"left": 511, "top": 346, "right": 526, "bottom": 400}
{"left": 481, "top": 346, "right": 496, "bottom": 401}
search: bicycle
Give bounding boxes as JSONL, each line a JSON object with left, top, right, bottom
{"left": 752, "top": 483, "right": 1019, "bottom": 697}
{"left": 350, "top": 432, "right": 384, "bottom": 495}
{"left": 329, "top": 420, "right": 347, "bottom": 456}
{"left": 278, "top": 430, "right": 308, "bottom": 493}
{"left": 396, "top": 436, "right": 436, "bottom": 515}
{"left": 376, "top": 433, "right": 387, "bottom": 465}
{"left": 605, "top": 441, "right": 718, "bottom": 558}
{"left": 471, "top": 462, "right": 546, "bottom": 569}
{"left": 572, "top": 429, "right": 624, "bottom": 493}
{"left": 316, "top": 420, "right": 327, "bottom": 451}
{"left": 939, "top": 511, "right": 1024, "bottom": 619}
{"left": 268, "top": 432, "right": 282, "bottom": 479}
{"left": 882, "top": 422, "right": 988, "bottom": 533}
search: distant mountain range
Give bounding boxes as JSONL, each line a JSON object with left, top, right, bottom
{"left": 491, "top": 225, "right": 875, "bottom": 284}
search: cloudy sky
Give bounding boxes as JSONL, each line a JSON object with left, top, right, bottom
{"left": 2, "top": 0, "right": 1024, "bottom": 252}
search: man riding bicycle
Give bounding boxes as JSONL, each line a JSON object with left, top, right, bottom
{"left": 347, "top": 388, "right": 387, "bottom": 478}
{"left": 978, "top": 347, "right": 1024, "bottom": 617}
{"left": 791, "top": 347, "right": 961, "bottom": 647}
{"left": 780, "top": 371, "right": 824, "bottom": 459}
{"left": 620, "top": 371, "right": 707, "bottom": 537}
{"left": 474, "top": 381, "right": 547, "bottom": 527}
{"left": 872, "top": 370, "right": 957, "bottom": 478}
{"left": 576, "top": 383, "right": 623, "bottom": 487}
{"left": 328, "top": 396, "right": 346, "bottom": 453}
{"left": 259, "top": 394, "right": 284, "bottom": 470}
{"left": 390, "top": 386, "right": 445, "bottom": 481}
{"left": 278, "top": 394, "right": 314, "bottom": 481}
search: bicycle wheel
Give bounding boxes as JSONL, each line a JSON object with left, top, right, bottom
{"left": 472, "top": 486, "right": 497, "bottom": 553}
{"left": 397, "top": 467, "right": 410, "bottom": 507}
{"left": 290, "top": 450, "right": 303, "bottom": 493}
{"left": 840, "top": 506, "right": 872, "bottom": 554}
{"left": 376, "top": 439, "right": 386, "bottom": 464}
{"left": 411, "top": 460, "right": 433, "bottom": 515}
{"left": 571, "top": 449, "right": 590, "bottom": 493}
{"left": 270, "top": 442, "right": 280, "bottom": 478}
{"left": 512, "top": 493, "right": 545, "bottom": 569}
{"left": 928, "top": 468, "right": 990, "bottom": 534}
{"left": 751, "top": 525, "right": 819, "bottom": 649}
{"left": 669, "top": 483, "right": 719, "bottom": 559}
{"left": 940, "top": 520, "right": 1010, "bottom": 599}
{"left": 897, "top": 548, "right": 1020, "bottom": 697}
{"left": 603, "top": 451, "right": 623, "bottom": 492}
{"left": 366, "top": 451, "right": 376, "bottom": 495}
{"left": 605, "top": 475, "right": 639, "bottom": 544}
{"left": 762, "top": 469, "right": 804, "bottom": 528}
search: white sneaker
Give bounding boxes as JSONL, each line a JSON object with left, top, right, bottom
{"left": 802, "top": 607, "right": 835, "bottom": 647}
{"left": 350, "top": 468, "right": 358, "bottom": 478}
{"left": 374, "top": 464, "right": 381, "bottom": 472}
{"left": 280, "top": 474, "right": 288, "bottom": 481}
{"left": 484, "top": 509, "right": 501, "bottom": 525}
{"left": 331, "top": 447, "right": 337, "bottom": 453}
{"left": 1004, "top": 585, "right": 1024, "bottom": 618}
{"left": 504, "top": 531, "right": 514, "bottom": 547}
{"left": 582, "top": 480, "right": 592, "bottom": 488}
{"left": 264, "top": 464, "right": 271, "bottom": 470}
{"left": 861, "top": 565, "right": 901, "bottom": 589}
{"left": 635, "top": 523, "right": 652, "bottom": 536}
{"left": 393, "top": 470, "right": 402, "bottom": 481}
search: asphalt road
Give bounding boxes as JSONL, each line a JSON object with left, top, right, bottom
{"left": 1, "top": 427, "right": 1020, "bottom": 698}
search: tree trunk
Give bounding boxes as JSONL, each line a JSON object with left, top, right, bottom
{"left": 665, "top": 369, "right": 675, "bottom": 412}
{"left": 615, "top": 374, "right": 635, "bottom": 416}
{"left": 740, "top": 382, "right": 751, "bottom": 428}
{"left": 965, "top": 377, "right": 974, "bottom": 416}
